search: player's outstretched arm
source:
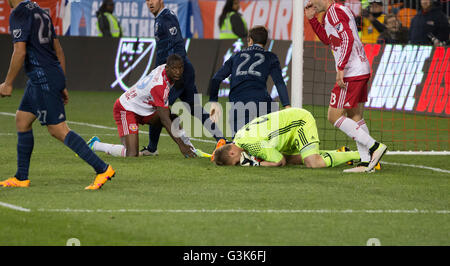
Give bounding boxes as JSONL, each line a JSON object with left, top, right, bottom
{"left": 156, "top": 106, "right": 196, "bottom": 158}
{"left": 0, "top": 42, "right": 26, "bottom": 97}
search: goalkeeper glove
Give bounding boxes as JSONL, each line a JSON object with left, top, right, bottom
{"left": 240, "top": 152, "right": 260, "bottom": 166}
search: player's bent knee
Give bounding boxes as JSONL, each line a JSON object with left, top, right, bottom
{"left": 47, "top": 123, "right": 70, "bottom": 142}
{"left": 303, "top": 155, "right": 326, "bottom": 168}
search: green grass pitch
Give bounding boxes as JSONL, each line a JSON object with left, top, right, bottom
{"left": 0, "top": 90, "right": 449, "bottom": 246}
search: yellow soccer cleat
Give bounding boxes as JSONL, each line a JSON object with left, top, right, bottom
{"left": 0, "top": 177, "right": 30, "bottom": 188}
{"left": 375, "top": 162, "right": 381, "bottom": 170}
{"left": 211, "top": 139, "right": 227, "bottom": 162}
{"left": 194, "top": 148, "right": 212, "bottom": 158}
{"left": 85, "top": 165, "right": 115, "bottom": 190}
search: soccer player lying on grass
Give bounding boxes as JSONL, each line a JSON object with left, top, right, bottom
{"left": 213, "top": 108, "right": 363, "bottom": 170}
{"left": 87, "top": 54, "right": 207, "bottom": 158}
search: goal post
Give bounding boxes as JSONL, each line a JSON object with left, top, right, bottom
{"left": 291, "top": 0, "right": 305, "bottom": 108}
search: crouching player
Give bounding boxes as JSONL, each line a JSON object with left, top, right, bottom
{"left": 213, "top": 108, "right": 363, "bottom": 170}
{"left": 87, "top": 54, "right": 205, "bottom": 158}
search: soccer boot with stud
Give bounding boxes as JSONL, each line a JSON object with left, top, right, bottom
{"left": 85, "top": 165, "right": 115, "bottom": 190}
{"left": 0, "top": 177, "right": 30, "bottom": 187}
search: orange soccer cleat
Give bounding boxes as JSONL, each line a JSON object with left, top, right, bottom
{"left": 85, "top": 165, "right": 115, "bottom": 190}
{"left": 0, "top": 177, "right": 30, "bottom": 188}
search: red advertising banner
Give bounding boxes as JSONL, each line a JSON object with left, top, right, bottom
{"left": 0, "top": 0, "right": 65, "bottom": 35}
{"left": 0, "top": 0, "right": 11, "bottom": 34}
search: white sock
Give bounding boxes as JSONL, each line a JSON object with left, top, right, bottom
{"left": 93, "top": 142, "right": 127, "bottom": 157}
{"left": 334, "top": 116, "right": 376, "bottom": 149}
{"left": 356, "top": 119, "right": 371, "bottom": 162}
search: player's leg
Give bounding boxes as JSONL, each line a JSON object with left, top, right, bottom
{"left": 91, "top": 100, "right": 137, "bottom": 157}
{"left": 293, "top": 110, "right": 360, "bottom": 168}
{"left": 47, "top": 122, "right": 115, "bottom": 190}
{"left": 1, "top": 84, "right": 38, "bottom": 187}
{"left": 346, "top": 103, "right": 370, "bottom": 163}
{"left": 180, "top": 61, "right": 224, "bottom": 141}
{"left": 328, "top": 80, "right": 386, "bottom": 172}
{"left": 144, "top": 75, "right": 184, "bottom": 154}
{"left": 46, "top": 121, "right": 111, "bottom": 174}
{"left": 295, "top": 143, "right": 360, "bottom": 168}
{"left": 1, "top": 110, "right": 37, "bottom": 187}
{"left": 120, "top": 134, "right": 140, "bottom": 157}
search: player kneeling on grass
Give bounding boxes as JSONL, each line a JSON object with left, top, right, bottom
{"left": 87, "top": 54, "right": 208, "bottom": 158}
{"left": 213, "top": 108, "right": 362, "bottom": 170}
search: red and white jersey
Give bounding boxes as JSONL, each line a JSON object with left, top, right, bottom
{"left": 309, "top": 3, "right": 370, "bottom": 80}
{"left": 119, "top": 64, "right": 172, "bottom": 117}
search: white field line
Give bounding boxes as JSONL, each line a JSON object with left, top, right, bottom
{"left": 0, "top": 201, "right": 31, "bottom": 212}
{"left": 0, "top": 200, "right": 448, "bottom": 215}
{"left": 380, "top": 161, "right": 450, "bottom": 174}
{"left": 35, "top": 208, "right": 450, "bottom": 214}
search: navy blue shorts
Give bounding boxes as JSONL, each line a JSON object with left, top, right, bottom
{"left": 19, "top": 78, "right": 66, "bottom": 126}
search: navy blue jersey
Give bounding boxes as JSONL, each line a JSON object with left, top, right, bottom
{"left": 9, "top": 1, "right": 64, "bottom": 85}
{"left": 154, "top": 8, "right": 187, "bottom": 66}
{"left": 209, "top": 45, "right": 290, "bottom": 106}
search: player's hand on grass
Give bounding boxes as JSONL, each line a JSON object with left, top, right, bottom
{"left": 180, "top": 143, "right": 196, "bottom": 158}
{"left": 209, "top": 102, "right": 222, "bottom": 123}
{"left": 0, "top": 82, "right": 13, "bottom": 97}
{"left": 336, "top": 70, "right": 346, "bottom": 89}
{"left": 61, "top": 88, "right": 69, "bottom": 105}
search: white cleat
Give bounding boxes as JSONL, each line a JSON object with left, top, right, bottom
{"left": 343, "top": 165, "right": 374, "bottom": 173}
{"left": 367, "top": 143, "right": 387, "bottom": 172}
{"left": 139, "top": 147, "right": 159, "bottom": 156}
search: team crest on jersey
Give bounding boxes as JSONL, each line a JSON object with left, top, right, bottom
{"left": 13, "top": 29, "right": 22, "bottom": 39}
{"left": 111, "top": 38, "right": 157, "bottom": 92}
{"left": 155, "top": 22, "right": 159, "bottom": 34}
{"left": 169, "top": 27, "right": 177, "bottom": 36}
{"left": 335, "top": 23, "right": 344, "bottom": 33}
{"left": 129, "top": 124, "right": 138, "bottom": 132}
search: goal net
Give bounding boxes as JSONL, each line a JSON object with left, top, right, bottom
{"left": 296, "top": 0, "right": 450, "bottom": 153}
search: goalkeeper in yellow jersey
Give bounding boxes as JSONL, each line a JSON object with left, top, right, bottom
{"left": 213, "top": 108, "right": 362, "bottom": 170}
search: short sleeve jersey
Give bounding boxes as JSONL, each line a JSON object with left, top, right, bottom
{"left": 9, "top": 1, "right": 62, "bottom": 81}
{"left": 119, "top": 64, "right": 172, "bottom": 117}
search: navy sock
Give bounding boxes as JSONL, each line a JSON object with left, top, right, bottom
{"left": 147, "top": 125, "right": 162, "bottom": 152}
{"left": 15, "top": 130, "right": 34, "bottom": 181}
{"left": 64, "top": 131, "right": 108, "bottom": 174}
